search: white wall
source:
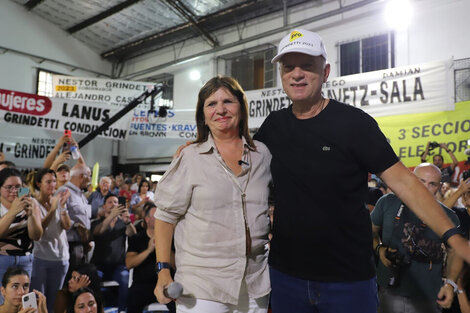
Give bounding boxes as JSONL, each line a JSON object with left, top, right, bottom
{"left": 0, "top": 0, "right": 114, "bottom": 173}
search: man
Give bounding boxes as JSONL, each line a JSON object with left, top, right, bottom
{"left": 57, "top": 163, "right": 92, "bottom": 269}
{"left": 372, "top": 163, "right": 461, "bottom": 313}
{"left": 88, "top": 176, "right": 113, "bottom": 218}
{"left": 91, "top": 193, "right": 135, "bottom": 313}
{"left": 125, "top": 201, "right": 176, "bottom": 313}
{"left": 253, "top": 29, "right": 470, "bottom": 313}
{"left": 421, "top": 141, "right": 458, "bottom": 183}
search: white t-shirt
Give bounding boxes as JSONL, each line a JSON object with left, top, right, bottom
{"left": 32, "top": 199, "right": 69, "bottom": 261}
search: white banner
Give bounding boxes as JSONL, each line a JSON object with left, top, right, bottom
{"left": 129, "top": 109, "right": 197, "bottom": 140}
{"left": 246, "top": 60, "right": 454, "bottom": 128}
{"left": 0, "top": 136, "right": 57, "bottom": 168}
{"left": 0, "top": 88, "right": 130, "bottom": 140}
{"left": 52, "top": 75, "right": 158, "bottom": 109}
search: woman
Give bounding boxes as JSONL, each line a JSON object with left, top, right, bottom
{"left": 66, "top": 288, "right": 100, "bottom": 313}
{"left": 55, "top": 263, "right": 103, "bottom": 313}
{"left": 0, "top": 266, "right": 47, "bottom": 313}
{"left": 0, "top": 168, "right": 42, "bottom": 302}
{"left": 31, "top": 168, "right": 72, "bottom": 313}
{"left": 154, "top": 76, "right": 272, "bottom": 312}
{"left": 130, "top": 180, "right": 154, "bottom": 220}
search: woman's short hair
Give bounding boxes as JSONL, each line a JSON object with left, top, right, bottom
{"left": 0, "top": 167, "right": 22, "bottom": 188}
{"left": 194, "top": 75, "right": 254, "bottom": 148}
{"left": 2, "top": 266, "right": 29, "bottom": 287}
{"left": 34, "top": 168, "right": 57, "bottom": 190}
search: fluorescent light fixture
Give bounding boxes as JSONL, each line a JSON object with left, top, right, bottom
{"left": 189, "top": 70, "right": 201, "bottom": 81}
{"left": 384, "top": 0, "right": 413, "bottom": 31}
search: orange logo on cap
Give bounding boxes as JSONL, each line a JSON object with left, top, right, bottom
{"left": 289, "top": 31, "right": 303, "bottom": 42}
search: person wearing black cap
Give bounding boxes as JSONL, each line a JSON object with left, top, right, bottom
{"left": 253, "top": 28, "right": 470, "bottom": 313}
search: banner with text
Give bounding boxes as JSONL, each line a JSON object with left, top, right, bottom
{"left": 129, "top": 109, "right": 197, "bottom": 139}
{"left": 0, "top": 136, "right": 57, "bottom": 168}
{"left": 376, "top": 101, "right": 470, "bottom": 167}
{"left": 246, "top": 60, "right": 453, "bottom": 128}
{"left": 0, "top": 88, "right": 129, "bottom": 140}
{"left": 52, "top": 75, "right": 159, "bottom": 109}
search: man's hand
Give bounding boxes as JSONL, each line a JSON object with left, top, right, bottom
{"left": 147, "top": 237, "right": 155, "bottom": 252}
{"left": 379, "top": 247, "right": 396, "bottom": 268}
{"left": 437, "top": 283, "right": 454, "bottom": 309}
{"left": 75, "top": 223, "right": 89, "bottom": 243}
{"left": 173, "top": 141, "right": 191, "bottom": 158}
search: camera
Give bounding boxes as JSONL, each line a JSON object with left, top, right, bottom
{"left": 429, "top": 141, "right": 440, "bottom": 151}
{"left": 385, "top": 249, "right": 411, "bottom": 287}
{"left": 463, "top": 170, "right": 470, "bottom": 181}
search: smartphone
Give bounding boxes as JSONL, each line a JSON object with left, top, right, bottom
{"left": 62, "top": 130, "right": 72, "bottom": 153}
{"left": 22, "top": 292, "right": 37, "bottom": 310}
{"left": 118, "top": 196, "right": 127, "bottom": 206}
{"left": 17, "top": 187, "right": 30, "bottom": 197}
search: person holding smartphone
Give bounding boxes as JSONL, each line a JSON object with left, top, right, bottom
{"left": 0, "top": 266, "right": 47, "bottom": 313}
{"left": 130, "top": 180, "right": 154, "bottom": 220}
{"left": 91, "top": 194, "right": 136, "bottom": 312}
{"left": 31, "top": 168, "right": 72, "bottom": 313}
{"left": 0, "top": 168, "right": 42, "bottom": 305}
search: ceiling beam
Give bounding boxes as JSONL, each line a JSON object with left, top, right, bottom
{"left": 24, "top": 0, "right": 45, "bottom": 10}
{"left": 164, "top": 0, "right": 218, "bottom": 47}
{"left": 101, "top": 0, "right": 266, "bottom": 59}
{"left": 121, "top": 0, "right": 381, "bottom": 79}
{"left": 67, "top": 0, "right": 142, "bottom": 34}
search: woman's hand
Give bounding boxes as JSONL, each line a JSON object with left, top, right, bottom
{"left": 51, "top": 190, "right": 70, "bottom": 212}
{"left": 69, "top": 274, "right": 90, "bottom": 293}
{"left": 18, "top": 307, "right": 36, "bottom": 313}
{"left": 10, "top": 195, "right": 30, "bottom": 215}
{"left": 58, "top": 189, "right": 71, "bottom": 208}
{"left": 33, "top": 289, "right": 48, "bottom": 313}
{"left": 154, "top": 270, "right": 174, "bottom": 304}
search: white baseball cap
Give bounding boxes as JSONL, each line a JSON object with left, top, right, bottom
{"left": 271, "top": 29, "right": 328, "bottom": 63}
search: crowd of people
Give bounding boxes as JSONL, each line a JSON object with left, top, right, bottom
{"left": 1, "top": 27, "right": 470, "bottom": 313}
{"left": 0, "top": 137, "right": 167, "bottom": 313}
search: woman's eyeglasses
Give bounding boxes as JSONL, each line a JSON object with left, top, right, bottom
{"left": 1, "top": 185, "right": 22, "bottom": 192}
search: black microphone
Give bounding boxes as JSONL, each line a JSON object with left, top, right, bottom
{"left": 238, "top": 160, "right": 249, "bottom": 166}
{"left": 163, "top": 282, "right": 183, "bottom": 299}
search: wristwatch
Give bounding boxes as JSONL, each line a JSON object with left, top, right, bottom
{"left": 156, "top": 262, "right": 171, "bottom": 273}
